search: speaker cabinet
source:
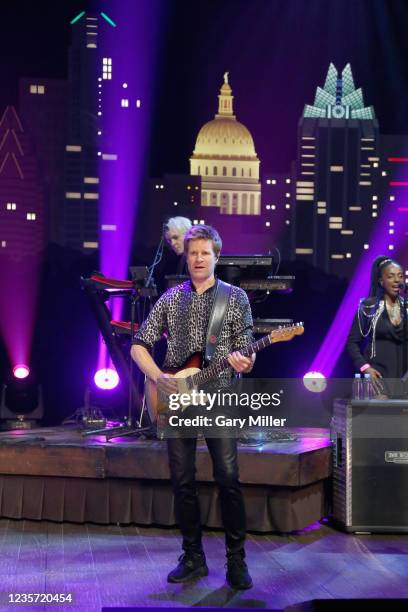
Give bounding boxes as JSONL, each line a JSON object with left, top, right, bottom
{"left": 332, "top": 399, "right": 408, "bottom": 532}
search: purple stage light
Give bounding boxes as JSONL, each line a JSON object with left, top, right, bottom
{"left": 96, "top": 1, "right": 165, "bottom": 370}
{"left": 94, "top": 368, "right": 119, "bottom": 390}
{"left": 303, "top": 371, "right": 327, "bottom": 393}
{"left": 13, "top": 365, "right": 30, "bottom": 379}
{"left": 310, "top": 178, "right": 407, "bottom": 377}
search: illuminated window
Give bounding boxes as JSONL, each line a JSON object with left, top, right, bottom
{"left": 29, "top": 84, "right": 45, "bottom": 94}
{"left": 389, "top": 221, "right": 395, "bottom": 226}
{"left": 266, "top": 179, "right": 271, "bottom": 185}
{"left": 271, "top": 205, "right": 276, "bottom": 210}
{"left": 330, "top": 165, "right": 344, "bottom": 172}
{"left": 26, "top": 213, "right": 36, "bottom": 220}
{"left": 372, "top": 195, "right": 378, "bottom": 201}
{"left": 285, "top": 192, "right": 291, "bottom": 197}
{"left": 373, "top": 162, "right": 379, "bottom": 168}
{"left": 6, "top": 202, "right": 16, "bottom": 210}
{"left": 372, "top": 212, "right": 377, "bottom": 217}
{"left": 265, "top": 222, "right": 270, "bottom": 227}
{"left": 121, "top": 99, "right": 129, "bottom": 108}
{"left": 65, "top": 145, "right": 82, "bottom": 152}
{"left": 372, "top": 204, "right": 377, "bottom": 209}
{"left": 286, "top": 178, "right": 291, "bottom": 184}
{"left": 285, "top": 220, "right": 290, "bottom": 225}
{"left": 136, "top": 99, "right": 141, "bottom": 108}
{"left": 390, "top": 196, "right": 395, "bottom": 201}
{"left": 364, "top": 244, "right": 369, "bottom": 249}
{"left": 65, "top": 192, "right": 81, "bottom": 199}
{"left": 1, "top": 241, "right": 6, "bottom": 247}
{"left": 285, "top": 204, "right": 290, "bottom": 209}
{"left": 295, "top": 248, "right": 313, "bottom": 254}
{"left": 83, "top": 193, "right": 99, "bottom": 200}
{"left": 389, "top": 229, "right": 395, "bottom": 235}
{"left": 382, "top": 171, "right": 387, "bottom": 176}
{"left": 84, "top": 177, "right": 99, "bottom": 184}
{"left": 102, "top": 154, "right": 118, "bottom": 160}
{"left": 389, "top": 245, "right": 394, "bottom": 250}
{"left": 271, "top": 179, "right": 276, "bottom": 184}
{"left": 101, "top": 225, "right": 117, "bottom": 231}
{"left": 266, "top": 205, "right": 270, "bottom": 210}
{"left": 102, "top": 57, "right": 112, "bottom": 79}
{"left": 346, "top": 253, "right": 352, "bottom": 259}
{"left": 83, "top": 242, "right": 98, "bottom": 248}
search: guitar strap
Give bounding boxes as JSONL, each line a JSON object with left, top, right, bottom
{"left": 205, "top": 279, "right": 232, "bottom": 363}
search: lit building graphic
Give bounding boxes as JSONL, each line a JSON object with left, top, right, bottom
{"left": 0, "top": 106, "right": 44, "bottom": 259}
{"left": 190, "top": 73, "right": 261, "bottom": 215}
{"left": 18, "top": 77, "right": 67, "bottom": 243}
{"left": 292, "top": 63, "right": 381, "bottom": 275}
{"left": 61, "top": 13, "right": 120, "bottom": 251}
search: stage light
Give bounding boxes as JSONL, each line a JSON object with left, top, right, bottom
{"left": 94, "top": 368, "right": 119, "bottom": 390}
{"left": 13, "top": 365, "right": 30, "bottom": 379}
{"left": 303, "top": 371, "right": 327, "bottom": 393}
{"left": 1, "top": 371, "right": 43, "bottom": 429}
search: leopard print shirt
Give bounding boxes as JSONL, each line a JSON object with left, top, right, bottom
{"left": 133, "top": 280, "right": 253, "bottom": 383}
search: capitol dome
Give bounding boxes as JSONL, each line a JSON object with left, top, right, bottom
{"left": 191, "top": 74, "right": 258, "bottom": 160}
{"left": 193, "top": 118, "right": 257, "bottom": 159}
{"left": 190, "top": 73, "right": 261, "bottom": 216}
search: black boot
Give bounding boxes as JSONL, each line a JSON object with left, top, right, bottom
{"left": 226, "top": 552, "right": 253, "bottom": 590}
{"left": 167, "top": 551, "right": 209, "bottom": 583}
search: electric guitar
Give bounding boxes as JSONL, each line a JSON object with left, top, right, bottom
{"left": 144, "top": 323, "right": 304, "bottom": 420}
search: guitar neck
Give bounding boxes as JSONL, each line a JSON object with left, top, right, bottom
{"left": 192, "top": 333, "right": 273, "bottom": 387}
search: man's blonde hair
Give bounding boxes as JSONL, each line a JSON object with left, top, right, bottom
{"left": 184, "top": 225, "right": 222, "bottom": 257}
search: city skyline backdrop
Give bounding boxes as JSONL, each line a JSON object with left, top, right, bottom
{"left": 1, "top": 0, "right": 408, "bottom": 416}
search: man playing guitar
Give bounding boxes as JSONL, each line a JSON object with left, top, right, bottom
{"left": 131, "top": 224, "right": 255, "bottom": 590}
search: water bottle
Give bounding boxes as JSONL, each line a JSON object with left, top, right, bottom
{"left": 363, "top": 373, "right": 374, "bottom": 399}
{"left": 352, "top": 373, "right": 362, "bottom": 399}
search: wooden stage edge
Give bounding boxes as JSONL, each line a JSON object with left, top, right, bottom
{"left": 0, "top": 426, "right": 332, "bottom": 533}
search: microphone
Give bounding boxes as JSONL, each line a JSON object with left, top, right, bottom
{"left": 398, "top": 282, "right": 407, "bottom": 290}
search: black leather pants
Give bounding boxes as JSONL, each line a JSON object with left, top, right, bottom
{"left": 167, "top": 436, "right": 246, "bottom": 555}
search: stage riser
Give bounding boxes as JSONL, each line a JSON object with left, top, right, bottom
{"left": 0, "top": 474, "right": 328, "bottom": 533}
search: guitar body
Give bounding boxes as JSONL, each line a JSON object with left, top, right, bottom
{"left": 145, "top": 353, "right": 203, "bottom": 421}
{"left": 143, "top": 324, "right": 304, "bottom": 423}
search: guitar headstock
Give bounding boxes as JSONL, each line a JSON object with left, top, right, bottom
{"left": 270, "top": 322, "right": 304, "bottom": 343}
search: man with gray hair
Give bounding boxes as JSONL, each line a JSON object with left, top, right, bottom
{"left": 164, "top": 216, "right": 192, "bottom": 257}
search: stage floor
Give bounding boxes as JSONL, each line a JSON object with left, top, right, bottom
{"left": 0, "top": 426, "right": 331, "bottom": 533}
{"left": 0, "top": 518, "right": 407, "bottom": 611}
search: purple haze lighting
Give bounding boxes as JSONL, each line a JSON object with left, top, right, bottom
{"left": 94, "top": 368, "right": 119, "bottom": 390}
{"left": 96, "top": 1, "right": 165, "bottom": 370}
{"left": 13, "top": 365, "right": 30, "bottom": 379}
{"left": 310, "top": 190, "right": 406, "bottom": 377}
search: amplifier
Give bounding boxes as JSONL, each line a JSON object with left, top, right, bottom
{"left": 332, "top": 399, "right": 408, "bottom": 532}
